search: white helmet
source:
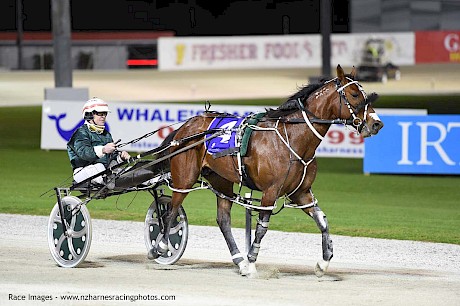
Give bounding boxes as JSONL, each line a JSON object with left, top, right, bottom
{"left": 82, "top": 98, "right": 110, "bottom": 120}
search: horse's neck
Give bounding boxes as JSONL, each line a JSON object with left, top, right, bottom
{"left": 305, "top": 84, "right": 337, "bottom": 118}
{"left": 284, "top": 111, "right": 330, "bottom": 159}
{"left": 286, "top": 91, "right": 339, "bottom": 157}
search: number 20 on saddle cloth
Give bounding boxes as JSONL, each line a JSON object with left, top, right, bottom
{"left": 204, "top": 113, "right": 266, "bottom": 159}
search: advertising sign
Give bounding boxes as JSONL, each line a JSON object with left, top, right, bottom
{"left": 158, "top": 33, "right": 414, "bottom": 71}
{"left": 364, "top": 115, "right": 460, "bottom": 175}
{"left": 333, "top": 32, "right": 414, "bottom": 66}
{"left": 41, "top": 101, "right": 266, "bottom": 151}
{"left": 415, "top": 31, "right": 460, "bottom": 63}
{"left": 158, "top": 35, "right": 321, "bottom": 70}
{"left": 41, "top": 101, "right": 425, "bottom": 159}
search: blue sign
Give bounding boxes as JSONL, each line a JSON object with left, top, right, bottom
{"left": 364, "top": 115, "right": 460, "bottom": 175}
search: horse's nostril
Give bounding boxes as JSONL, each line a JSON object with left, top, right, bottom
{"left": 372, "top": 121, "right": 383, "bottom": 132}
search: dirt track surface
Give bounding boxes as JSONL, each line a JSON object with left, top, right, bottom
{"left": 0, "top": 64, "right": 459, "bottom": 107}
{"left": 1, "top": 213, "right": 459, "bottom": 306}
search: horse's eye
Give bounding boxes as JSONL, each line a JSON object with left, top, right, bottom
{"left": 351, "top": 93, "right": 359, "bottom": 98}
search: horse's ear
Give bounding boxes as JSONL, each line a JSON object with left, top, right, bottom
{"left": 350, "top": 66, "right": 357, "bottom": 79}
{"left": 337, "top": 64, "right": 345, "bottom": 81}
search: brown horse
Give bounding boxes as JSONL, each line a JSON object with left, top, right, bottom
{"left": 148, "top": 65, "right": 384, "bottom": 277}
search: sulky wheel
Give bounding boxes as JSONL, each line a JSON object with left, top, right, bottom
{"left": 144, "top": 195, "right": 188, "bottom": 265}
{"left": 47, "top": 196, "right": 92, "bottom": 268}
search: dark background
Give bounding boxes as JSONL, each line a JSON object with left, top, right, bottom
{"left": 1, "top": 0, "right": 349, "bottom": 36}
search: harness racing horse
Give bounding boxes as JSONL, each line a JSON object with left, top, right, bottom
{"left": 148, "top": 65, "right": 384, "bottom": 277}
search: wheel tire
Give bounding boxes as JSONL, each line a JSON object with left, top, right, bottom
{"left": 47, "top": 196, "right": 92, "bottom": 268}
{"left": 144, "top": 195, "right": 188, "bottom": 265}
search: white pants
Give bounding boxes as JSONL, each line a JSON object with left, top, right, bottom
{"left": 73, "top": 163, "right": 106, "bottom": 185}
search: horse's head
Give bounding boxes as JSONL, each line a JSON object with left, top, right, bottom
{"left": 331, "top": 65, "right": 384, "bottom": 138}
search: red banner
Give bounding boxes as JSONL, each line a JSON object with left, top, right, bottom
{"left": 416, "top": 31, "right": 460, "bottom": 63}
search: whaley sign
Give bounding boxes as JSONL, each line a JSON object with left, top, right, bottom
{"left": 364, "top": 115, "right": 460, "bottom": 175}
{"left": 41, "top": 101, "right": 423, "bottom": 158}
{"left": 41, "top": 101, "right": 267, "bottom": 152}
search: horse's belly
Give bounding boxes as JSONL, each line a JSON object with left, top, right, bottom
{"left": 203, "top": 155, "right": 240, "bottom": 184}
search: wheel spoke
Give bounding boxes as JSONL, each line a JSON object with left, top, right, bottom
{"left": 67, "top": 238, "right": 79, "bottom": 259}
{"left": 145, "top": 213, "right": 154, "bottom": 224}
{"left": 168, "top": 219, "right": 185, "bottom": 235}
{"left": 52, "top": 213, "right": 62, "bottom": 224}
{"left": 71, "top": 227, "right": 88, "bottom": 238}
{"left": 55, "top": 233, "right": 66, "bottom": 252}
{"left": 145, "top": 215, "right": 159, "bottom": 226}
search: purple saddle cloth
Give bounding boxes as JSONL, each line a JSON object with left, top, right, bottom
{"left": 205, "top": 117, "right": 244, "bottom": 157}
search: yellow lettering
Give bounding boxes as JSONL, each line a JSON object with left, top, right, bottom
{"left": 449, "top": 52, "right": 460, "bottom": 62}
{"left": 175, "top": 44, "right": 186, "bottom": 65}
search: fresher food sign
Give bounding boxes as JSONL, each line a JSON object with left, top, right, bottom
{"left": 158, "top": 33, "right": 414, "bottom": 70}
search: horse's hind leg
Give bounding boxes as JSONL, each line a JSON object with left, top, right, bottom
{"left": 246, "top": 210, "right": 271, "bottom": 274}
{"left": 204, "top": 170, "right": 248, "bottom": 274}
{"left": 216, "top": 197, "right": 251, "bottom": 274}
{"left": 148, "top": 152, "right": 200, "bottom": 260}
{"left": 148, "top": 191, "right": 189, "bottom": 259}
{"left": 245, "top": 190, "right": 278, "bottom": 277}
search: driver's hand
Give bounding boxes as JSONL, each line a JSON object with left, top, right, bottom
{"left": 102, "top": 142, "right": 117, "bottom": 154}
{"left": 120, "top": 151, "right": 131, "bottom": 161}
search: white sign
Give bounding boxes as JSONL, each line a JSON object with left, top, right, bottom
{"left": 158, "top": 35, "right": 321, "bottom": 70}
{"left": 41, "top": 101, "right": 426, "bottom": 158}
{"left": 41, "top": 101, "right": 273, "bottom": 151}
{"left": 158, "top": 33, "right": 414, "bottom": 71}
{"left": 333, "top": 32, "right": 414, "bottom": 66}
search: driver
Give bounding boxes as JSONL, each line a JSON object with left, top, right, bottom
{"left": 67, "top": 98, "right": 130, "bottom": 185}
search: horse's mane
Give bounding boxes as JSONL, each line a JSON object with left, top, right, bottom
{"left": 265, "top": 82, "right": 324, "bottom": 118}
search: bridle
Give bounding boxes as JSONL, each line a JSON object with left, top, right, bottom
{"left": 334, "top": 77, "right": 369, "bottom": 133}
{"left": 297, "top": 77, "right": 373, "bottom": 140}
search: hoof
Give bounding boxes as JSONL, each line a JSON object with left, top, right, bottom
{"left": 239, "top": 260, "right": 258, "bottom": 278}
{"left": 147, "top": 247, "right": 160, "bottom": 260}
{"left": 247, "top": 262, "right": 258, "bottom": 278}
{"left": 314, "top": 259, "right": 330, "bottom": 278}
{"left": 148, "top": 239, "right": 169, "bottom": 260}
{"left": 238, "top": 259, "right": 249, "bottom": 276}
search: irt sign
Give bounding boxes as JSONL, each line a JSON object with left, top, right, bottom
{"left": 364, "top": 115, "right": 460, "bottom": 174}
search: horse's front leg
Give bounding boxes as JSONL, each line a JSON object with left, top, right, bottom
{"left": 305, "top": 204, "right": 333, "bottom": 277}
{"left": 291, "top": 188, "right": 333, "bottom": 277}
